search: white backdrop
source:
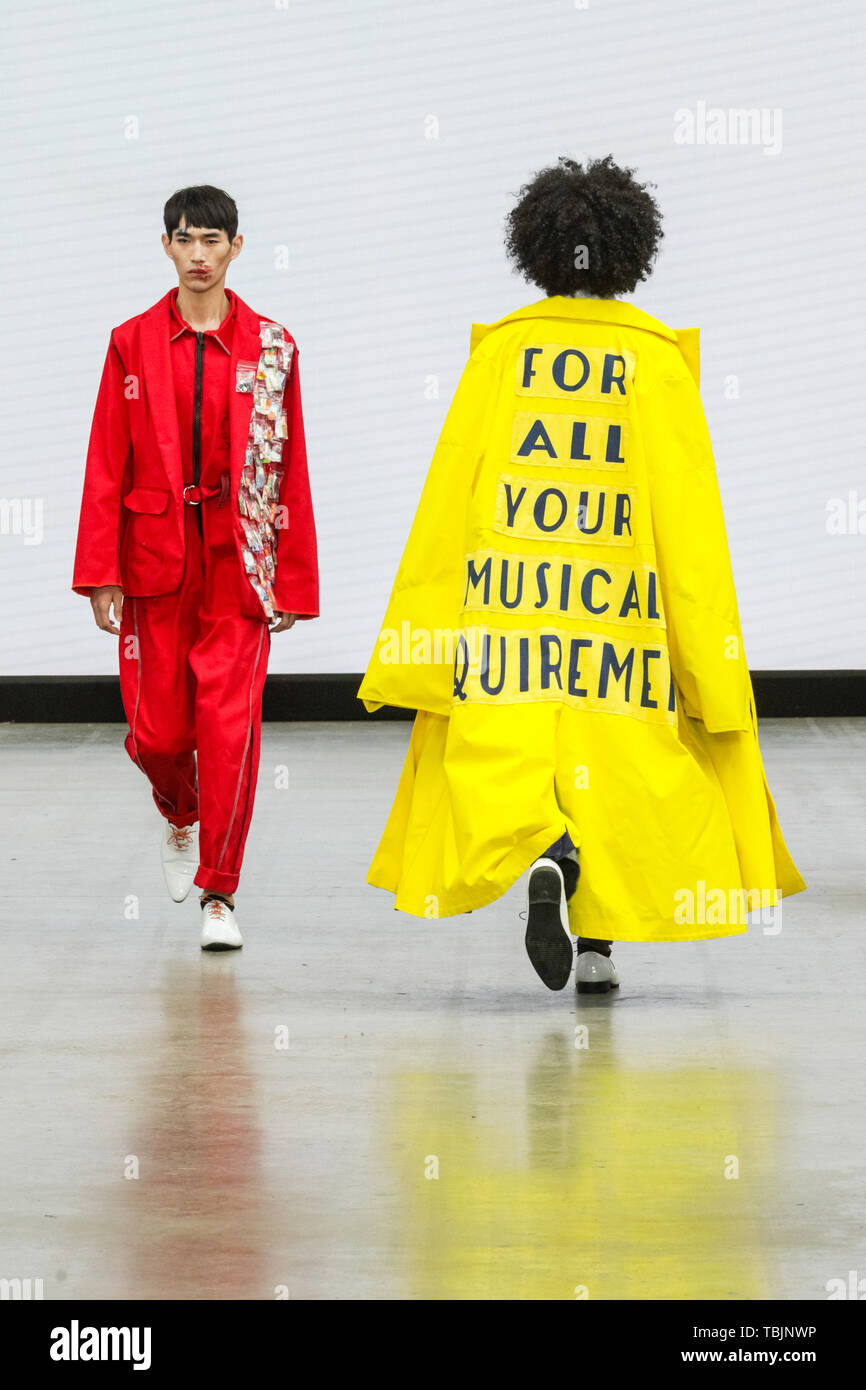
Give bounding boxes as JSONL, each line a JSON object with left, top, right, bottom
{"left": 1, "top": 0, "right": 863, "bottom": 675}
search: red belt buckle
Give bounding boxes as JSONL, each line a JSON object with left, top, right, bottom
{"left": 183, "top": 485, "right": 201, "bottom": 505}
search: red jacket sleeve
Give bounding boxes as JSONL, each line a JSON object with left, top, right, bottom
{"left": 272, "top": 346, "right": 319, "bottom": 619}
{"left": 71, "top": 330, "right": 132, "bottom": 597}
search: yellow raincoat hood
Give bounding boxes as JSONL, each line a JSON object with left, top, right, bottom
{"left": 357, "top": 297, "right": 805, "bottom": 942}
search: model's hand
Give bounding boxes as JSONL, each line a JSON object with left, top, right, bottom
{"left": 91, "top": 585, "right": 124, "bottom": 635}
{"left": 269, "top": 611, "right": 298, "bottom": 633}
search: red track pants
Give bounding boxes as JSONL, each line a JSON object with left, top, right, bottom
{"left": 118, "top": 496, "right": 270, "bottom": 895}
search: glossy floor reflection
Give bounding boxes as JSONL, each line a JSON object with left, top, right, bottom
{"left": 0, "top": 717, "right": 862, "bottom": 1300}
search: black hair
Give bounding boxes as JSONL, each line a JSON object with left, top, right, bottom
{"left": 504, "top": 155, "right": 663, "bottom": 299}
{"left": 163, "top": 185, "right": 238, "bottom": 243}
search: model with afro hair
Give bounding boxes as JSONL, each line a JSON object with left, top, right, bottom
{"left": 504, "top": 155, "right": 664, "bottom": 300}
{"left": 358, "top": 153, "right": 805, "bottom": 998}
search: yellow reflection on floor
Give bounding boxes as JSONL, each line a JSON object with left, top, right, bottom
{"left": 389, "top": 1027, "right": 776, "bottom": 1300}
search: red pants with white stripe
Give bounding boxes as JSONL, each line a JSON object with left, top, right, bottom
{"left": 118, "top": 496, "right": 270, "bottom": 895}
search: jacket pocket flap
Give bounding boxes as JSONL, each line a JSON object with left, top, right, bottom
{"left": 123, "top": 487, "right": 171, "bottom": 515}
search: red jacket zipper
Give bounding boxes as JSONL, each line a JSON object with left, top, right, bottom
{"left": 192, "top": 331, "right": 204, "bottom": 534}
{"left": 193, "top": 330, "right": 204, "bottom": 487}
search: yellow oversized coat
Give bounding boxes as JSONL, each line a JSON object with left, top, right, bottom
{"left": 357, "top": 297, "right": 806, "bottom": 941}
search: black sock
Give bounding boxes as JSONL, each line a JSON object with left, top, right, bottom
{"left": 559, "top": 855, "right": 580, "bottom": 901}
{"left": 577, "top": 937, "right": 612, "bottom": 956}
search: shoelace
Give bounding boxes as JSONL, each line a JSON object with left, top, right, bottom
{"left": 168, "top": 826, "right": 195, "bottom": 850}
{"left": 201, "top": 896, "right": 231, "bottom": 917}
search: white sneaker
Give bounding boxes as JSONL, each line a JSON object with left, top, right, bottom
{"left": 575, "top": 950, "right": 620, "bottom": 994}
{"left": 160, "top": 821, "right": 199, "bottom": 902}
{"left": 200, "top": 897, "right": 243, "bottom": 952}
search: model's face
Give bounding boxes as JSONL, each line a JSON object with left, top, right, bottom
{"left": 161, "top": 215, "right": 242, "bottom": 288}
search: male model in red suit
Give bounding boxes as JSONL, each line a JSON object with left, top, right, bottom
{"left": 72, "top": 185, "right": 319, "bottom": 950}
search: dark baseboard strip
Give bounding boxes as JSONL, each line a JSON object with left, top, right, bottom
{"left": 0, "top": 672, "right": 864, "bottom": 723}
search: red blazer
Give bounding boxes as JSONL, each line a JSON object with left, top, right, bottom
{"left": 71, "top": 288, "right": 319, "bottom": 619}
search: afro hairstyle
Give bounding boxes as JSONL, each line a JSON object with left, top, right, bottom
{"left": 504, "top": 155, "right": 663, "bottom": 299}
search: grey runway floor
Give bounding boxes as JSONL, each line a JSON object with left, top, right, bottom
{"left": 0, "top": 717, "right": 863, "bottom": 1301}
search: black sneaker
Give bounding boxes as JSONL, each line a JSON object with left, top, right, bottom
{"left": 524, "top": 858, "right": 573, "bottom": 990}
